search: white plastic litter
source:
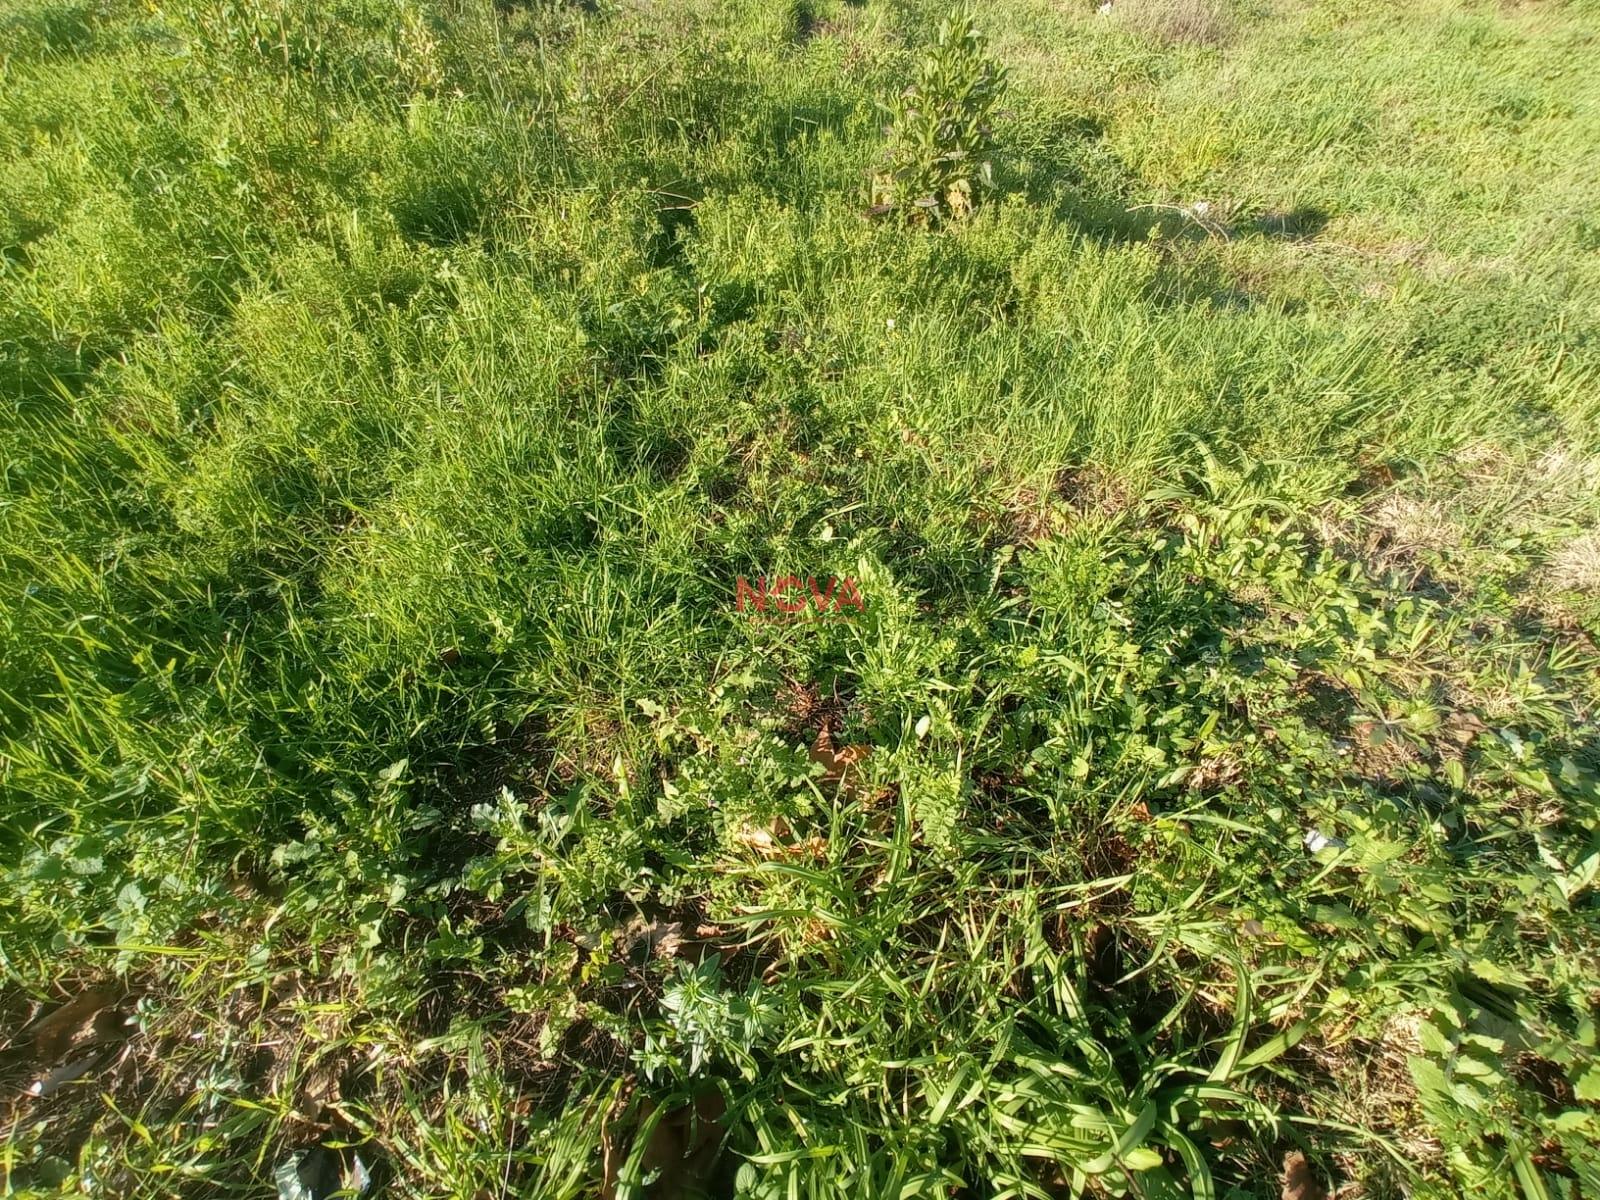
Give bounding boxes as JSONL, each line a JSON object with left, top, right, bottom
{"left": 1303, "top": 829, "right": 1347, "bottom": 853}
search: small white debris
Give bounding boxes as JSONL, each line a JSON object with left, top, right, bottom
{"left": 28, "top": 1054, "right": 101, "bottom": 1098}
{"left": 1304, "top": 828, "right": 1347, "bottom": 853}
{"left": 1098, "top": 1, "right": 1113, "bottom": 13}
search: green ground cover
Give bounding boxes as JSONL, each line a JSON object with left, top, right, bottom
{"left": 2, "top": 0, "right": 1599, "bottom": 1195}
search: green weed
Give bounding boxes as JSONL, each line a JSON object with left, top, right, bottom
{"left": 870, "top": 9, "right": 1008, "bottom": 224}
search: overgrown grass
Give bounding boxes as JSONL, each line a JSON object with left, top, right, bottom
{"left": 2, "top": 0, "right": 1598, "bottom": 1196}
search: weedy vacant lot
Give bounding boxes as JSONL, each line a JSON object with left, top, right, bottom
{"left": 2, "top": 0, "right": 1598, "bottom": 1195}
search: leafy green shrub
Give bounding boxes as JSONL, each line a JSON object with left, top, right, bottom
{"left": 870, "top": 9, "right": 1007, "bottom": 225}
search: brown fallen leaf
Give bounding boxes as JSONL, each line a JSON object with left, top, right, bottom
{"left": 1281, "top": 1150, "right": 1328, "bottom": 1200}
{"left": 297, "top": 1055, "right": 346, "bottom": 1118}
{"left": 733, "top": 820, "right": 786, "bottom": 857}
{"left": 598, "top": 1086, "right": 632, "bottom": 1200}
{"left": 1442, "top": 711, "right": 1487, "bottom": 746}
{"left": 601, "top": 1089, "right": 726, "bottom": 1200}
{"left": 1359, "top": 462, "right": 1397, "bottom": 489}
{"left": 732, "top": 819, "right": 827, "bottom": 862}
{"left": 620, "top": 918, "right": 686, "bottom": 963}
{"left": 789, "top": 836, "right": 829, "bottom": 861}
{"left": 1188, "top": 754, "right": 1242, "bottom": 793}
{"left": 809, "top": 726, "right": 871, "bottom": 788}
{"left": 24, "top": 986, "right": 120, "bottom": 1062}
{"left": 648, "top": 923, "right": 684, "bottom": 960}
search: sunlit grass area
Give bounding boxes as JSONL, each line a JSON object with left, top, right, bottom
{"left": 2, "top": 0, "right": 1598, "bottom": 1196}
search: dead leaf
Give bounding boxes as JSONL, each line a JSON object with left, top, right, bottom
{"left": 620, "top": 919, "right": 685, "bottom": 963}
{"left": 297, "top": 1056, "right": 345, "bottom": 1116}
{"left": 789, "top": 836, "right": 829, "bottom": 861}
{"left": 1443, "top": 711, "right": 1487, "bottom": 746}
{"left": 1281, "top": 1150, "right": 1328, "bottom": 1200}
{"left": 645, "top": 1091, "right": 725, "bottom": 1197}
{"left": 1187, "top": 755, "right": 1241, "bottom": 793}
{"left": 598, "top": 1086, "right": 632, "bottom": 1200}
{"left": 732, "top": 820, "right": 827, "bottom": 862}
{"left": 24, "top": 986, "right": 120, "bottom": 1062}
{"left": 809, "top": 727, "right": 870, "bottom": 787}
{"left": 602, "top": 1089, "right": 725, "bottom": 1200}
{"left": 649, "top": 923, "right": 684, "bottom": 959}
{"left": 733, "top": 820, "right": 786, "bottom": 857}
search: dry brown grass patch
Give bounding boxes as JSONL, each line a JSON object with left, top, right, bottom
{"left": 1299, "top": 1011, "right": 1444, "bottom": 1190}
{"left": 1547, "top": 530, "right": 1600, "bottom": 594}
{"left": 1113, "top": 0, "right": 1234, "bottom": 47}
